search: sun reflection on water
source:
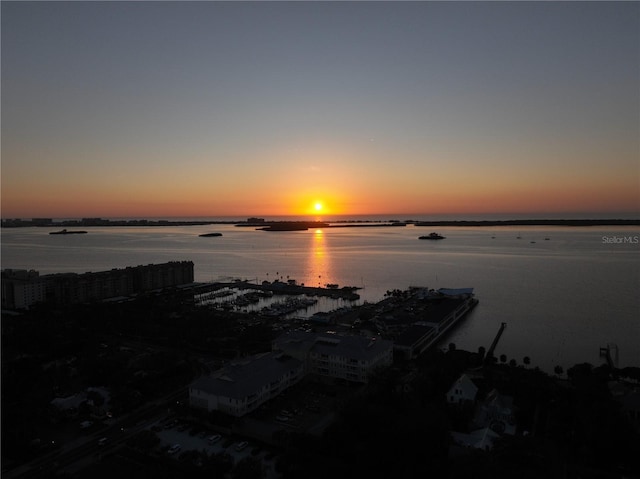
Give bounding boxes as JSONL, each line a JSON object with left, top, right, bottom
{"left": 306, "top": 228, "right": 334, "bottom": 288}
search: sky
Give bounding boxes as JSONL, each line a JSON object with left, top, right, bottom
{"left": 1, "top": 1, "right": 639, "bottom": 219}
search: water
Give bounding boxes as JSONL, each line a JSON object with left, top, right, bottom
{"left": 2, "top": 222, "right": 639, "bottom": 372}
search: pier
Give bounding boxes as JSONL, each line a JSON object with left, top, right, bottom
{"left": 485, "top": 322, "right": 507, "bottom": 364}
{"left": 389, "top": 289, "right": 479, "bottom": 359}
{"left": 599, "top": 343, "right": 619, "bottom": 369}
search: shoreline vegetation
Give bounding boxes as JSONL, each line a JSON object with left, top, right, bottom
{"left": 2, "top": 218, "right": 639, "bottom": 229}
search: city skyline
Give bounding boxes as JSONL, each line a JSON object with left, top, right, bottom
{"left": 2, "top": 1, "right": 638, "bottom": 219}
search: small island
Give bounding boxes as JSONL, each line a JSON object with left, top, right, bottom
{"left": 198, "top": 232, "right": 223, "bottom": 237}
{"left": 419, "top": 232, "right": 445, "bottom": 240}
{"left": 256, "top": 221, "right": 330, "bottom": 231}
{"left": 49, "top": 229, "right": 88, "bottom": 235}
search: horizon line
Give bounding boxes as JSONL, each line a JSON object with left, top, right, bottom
{"left": 3, "top": 213, "right": 640, "bottom": 223}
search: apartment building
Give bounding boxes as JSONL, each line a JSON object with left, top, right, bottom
{"left": 1, "top": 269, "right": 47, "bottom": 310}
{"left": 273, "top": 331, "right": 394, "bottom": 383}
{"left": 189, "top": 352, "right": 304, "bottom": 417}
{"left": 1, "top": 261, "right": 194, "bottom": 308}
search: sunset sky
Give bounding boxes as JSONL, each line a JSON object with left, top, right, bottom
{"left": 2, "top": 1, "right": 638, "bottom": 219}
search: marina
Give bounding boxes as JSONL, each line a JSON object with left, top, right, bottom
{"left": 2, "top": 223, "right": 638, "bottom": 371}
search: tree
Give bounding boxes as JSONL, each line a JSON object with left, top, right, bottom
{"left": 554, "top": 365, "right": 564, "bottom": 376}
{"left": 523, "top": 356, "right": 531, "bottom": 367}
{"left": 86, "top": 389, "right": 105, "bottom": 408}
{"left": 509, "top": 359, "right": 517, "bottom": 367}
{"left": 232, "top": 456, "right": 262, "bottom": 479}
{"left": 500, "top": 354, "right": 507, "bottom": 364}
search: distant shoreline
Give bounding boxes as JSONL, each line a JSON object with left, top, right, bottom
{"left": 1, "top": 218, "right": 639, "bottom": 228}
{"left": 411, "top": 219, "right": 640, "bottom": 227}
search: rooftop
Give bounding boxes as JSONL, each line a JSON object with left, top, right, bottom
{"left": 274, "top": 331, "right": 393, "bottom": 360}
{"left": 191, "top": 352, "right": 302, "bottom": 399}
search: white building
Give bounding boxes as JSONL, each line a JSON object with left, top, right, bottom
{"left": 272, "top": 331, "right": 394, "bottom": 383}
{"left": 447, "top": 374, "right": 479, "bottom": 405}
{"left": 189, "top": 352, "right": 303, "bottom": 417}
{"left": 1, "top": 269, "right": 46, "bottom": 310}
{"left": 189, "top": 332, "right": 393, "bottom": 417}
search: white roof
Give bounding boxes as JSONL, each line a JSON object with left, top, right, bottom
{"left": 448, "top": 374, "right": 479, "bottom": 397}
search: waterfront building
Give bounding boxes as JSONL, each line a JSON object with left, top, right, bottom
{"left": 379, "top": 288, "right": 478, "bottom": 359}
{"left": 272, "top": 331, "right": 394, "bottom": 383}
{"left": 45, "top": 269, "right": 135, "bottom": 305}
{"left": 394, "top": 324, "right": 437, "bottom": 360}
{"left": 129, "top": 261, "right": 194, "bottom": 292}
{"left": 1, "top": 261, "right": 194, "bottom": 308}
{"left": 189, "top": 352, "right": 304, "bottom": 417}
{"left": 189, "top": 332, "right": 393, "bottom": 417}
{"left": 1, "top": 269, "right": 47, "bottom": 309}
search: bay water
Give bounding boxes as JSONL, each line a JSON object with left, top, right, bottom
{"left": 2, "top": 222, "right": 638, "bottom": 372}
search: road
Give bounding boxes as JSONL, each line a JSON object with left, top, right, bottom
{"left": 3, "top": 389, "right": 186, "bottom": 479}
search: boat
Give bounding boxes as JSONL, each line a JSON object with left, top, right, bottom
{"left": 419, "top": 232, "right": 445, "bottom": 240}
{"left": 49, "top": 229, "right": 87, "bottom": 235}
{"left": 199, "top": 232, "right": 223, "bottom": 237}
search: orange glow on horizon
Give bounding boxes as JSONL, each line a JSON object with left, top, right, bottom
{"left": 2, "top": 177, "right": 638, "bottom": 219}
{"left": 283, "top": 192, "right": 351, "bottom": 217}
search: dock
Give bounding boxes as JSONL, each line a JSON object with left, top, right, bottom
{"left": 189, "top": 280, "right": 361, "bottom": 301}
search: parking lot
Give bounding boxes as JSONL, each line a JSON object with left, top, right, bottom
{"left": 151, "top": 418, "right": 280, "bottom": 477}
{"left": 145, "top": 377, "right": 360, "bottom": 478}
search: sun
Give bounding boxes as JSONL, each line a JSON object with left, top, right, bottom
{"left": 314, "top": 202, "right": 323, "bottom": 212}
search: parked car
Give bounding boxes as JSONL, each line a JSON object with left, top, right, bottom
{"left": 208, "top": 434, "right": 222, "bottom": 444}
{"left": 168, "top": 444, "right": 182, "bottom": 454}
{"left": 235, "top": 441, "right": 248, "bottom": 451}
{"left": 80, "top": 420, "right": 93, "bottom": 429}
{"left": 97, "top": 437, "right": 108, "bottom": 446}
